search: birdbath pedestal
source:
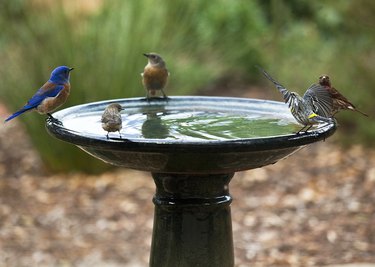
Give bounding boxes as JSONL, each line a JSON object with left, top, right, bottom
{"left": 46, "top": 96, "right": 336, "bottom": 267}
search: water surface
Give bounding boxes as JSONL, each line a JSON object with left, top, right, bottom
{"left": 62, "top": 108, "right": 302, "bottom": 141}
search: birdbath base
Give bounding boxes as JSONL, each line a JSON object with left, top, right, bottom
{"left": 150, "top": 173, "right": 234, "bottom": 267}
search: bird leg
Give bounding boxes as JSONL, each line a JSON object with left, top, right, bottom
{"left": 145, "top": 91, "right": 151, "bottom": 102}
{"left": 296, "top": 128, "right": 304, "bottom": 135}
{"left": 304, "top": 125, "right": 313, "bottom": 132}
{"left": 297, "top": 125, "right": 313, "bottom": 134}
{"left": 161, "top": 89, "right": 169, "bottom": 100}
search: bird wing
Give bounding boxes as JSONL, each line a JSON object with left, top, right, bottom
{"left": 303, "top": 83, "right": 333, "bottom": 117}
{"left": 4, "top": 82, "right": 64, "bottom": 122}
{"left": 328, "top": 86, "right": 351, "bottom": 102}
{"left": 24, "top": 82, "right": 64, "bottom": 109}
{"left": 257, "top": 66, "right": 294, "bottom": 104}
{"left": 328, "top": 86, "right": 359, "bottom": 110}
{"left": 101, "top": 109, "right": 122, "bottom": 124}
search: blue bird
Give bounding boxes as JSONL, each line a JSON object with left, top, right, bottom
{"left": 5, "top": 66, "right": 74, "bottom": 124}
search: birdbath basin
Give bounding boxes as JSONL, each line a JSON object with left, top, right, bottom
{"left": 46, "top": 96, "right": 336, "bottom": 267}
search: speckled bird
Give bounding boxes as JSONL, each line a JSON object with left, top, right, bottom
{"left": 319, "top": 75, "right": 368, "bottom": 117}
{"left": 141, "top": 53, "right": 169, "bottom": 100}
{"left": 101, "top": 103, "right": 123, "bottom": 139}
{"left": 5, "top": 66, "right": 74, "bottom": 124}
{"left": 258, "top": 66, "right": 334, "bottom": 133}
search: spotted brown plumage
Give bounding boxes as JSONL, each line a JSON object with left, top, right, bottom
{"left": 101, "top": 103, "right": 123, "bottom": 139}
{"left": 319, "top": 75, "right": 368, "bottom": 117}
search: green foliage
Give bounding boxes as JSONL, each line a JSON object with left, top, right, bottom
{"left": 257, "top": 0, "right": 375, "bottom": 146}
{"left": 0, "top": 0, "right": 374, "bottom": 173}
{"left": 0, "top": 0, "right": 266, "bottom": 173}
{"left": 329, "top": 0, "right": 375, "bottom": 145}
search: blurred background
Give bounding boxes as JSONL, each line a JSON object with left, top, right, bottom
{"left": 0, "top": 1, "right": 374, "bottom": 266}
{"left": 0, "top": 0, "right": 374, "bottom": 173}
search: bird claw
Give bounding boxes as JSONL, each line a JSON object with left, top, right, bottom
{"left": 46, "top": 115, "right": 63, "bottom": 126}
{"left": 296, "top": 125, "right": 313, "bottom": 134}
{"left": 105, "top": 132, "right": 122, "bottom": 140}
{"left": 144, "top": 96, "right": 169, "bottom": 102}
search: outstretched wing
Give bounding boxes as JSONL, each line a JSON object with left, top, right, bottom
{"left": 257, "top": 66, "right": 294, "bottom": 105}
{"left": 303, "top": 83, "right": 333, "bottom": 118}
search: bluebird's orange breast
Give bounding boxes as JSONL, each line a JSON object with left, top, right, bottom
{"left": 37, "top": 83, "right": 70, "bottom": 114}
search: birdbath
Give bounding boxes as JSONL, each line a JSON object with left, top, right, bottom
{"left": 46, "top": 96, "right": 336, "bottom": 267}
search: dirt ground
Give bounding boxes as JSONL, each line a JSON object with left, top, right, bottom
{"left": 1, "top": 94, "right": 374, "bottom": 267}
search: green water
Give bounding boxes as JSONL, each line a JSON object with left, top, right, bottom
{"left": 63, "top": 109, "right": 300, "bottom": 140}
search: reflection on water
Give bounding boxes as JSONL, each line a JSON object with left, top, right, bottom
{"left": 141, "top": 112, "right": 170, "bottom": 139}
{"left": 61, "top": 106, "right": 301, "bottom": 141}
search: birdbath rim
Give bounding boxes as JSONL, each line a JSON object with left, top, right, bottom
{"left": 45, "top": 96, "right": 336, "bottom": 173}
{"left": 46, "top": 96, "right": 336, "bottom": 149}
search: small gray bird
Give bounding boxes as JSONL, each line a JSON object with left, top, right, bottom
{"left": 101, "top": 103, "right": 123, "bottom": 139}
{"left": 142, "top": 53, "right": 169, "bottom": 99}
{"left": 258, "top": 66, "right": 334, "bottom": 133}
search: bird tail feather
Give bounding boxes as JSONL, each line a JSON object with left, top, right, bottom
{"left": 354, "top": 108, "right": 369, "bottom": 117}
{"left": 4, "top": 107, "right": 32, "bottom": 122}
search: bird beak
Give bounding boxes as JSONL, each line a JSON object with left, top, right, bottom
{"left": 143, "top": 53, "right": 150, "bottom": 58}
{"left": 69, "top": 67, "right": 74, "bottom": 71}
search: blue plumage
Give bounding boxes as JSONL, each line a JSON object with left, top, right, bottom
{"left": 5, "top": 66, "right": 73, "bottom": 122}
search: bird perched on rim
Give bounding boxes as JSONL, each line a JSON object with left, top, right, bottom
{"left": 4, "top": 66, "right": 74, "bottom": 124}
{"left": 141, "top": 53, "right": 169, "bottom": 100}
{"left": 257, "top": 66, "right": 334, "bottom": 133}
{"left": 319, "top": 75, "right": 368, "bottom": 117}
{"left": 101, "top": 103, "right": 123, "bottom": 139}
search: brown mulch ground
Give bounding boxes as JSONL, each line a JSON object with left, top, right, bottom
{"left": 1, "top": 92, "right": 374, "bottom": 266}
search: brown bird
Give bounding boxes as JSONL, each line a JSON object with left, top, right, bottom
{"left": 141, "top": 53, "right": 169, "bottom": 100}
{"left": 319, "top": 75, "right": 368, "bottom": 117}
{"left": 101, "top": 103, "right": 123, "bottom": 139}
